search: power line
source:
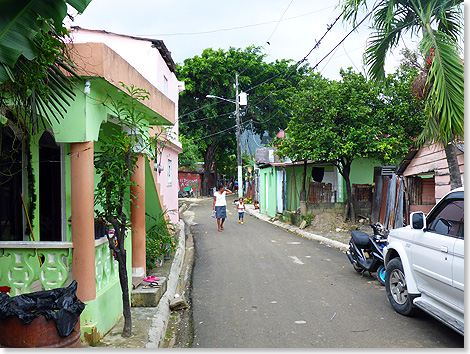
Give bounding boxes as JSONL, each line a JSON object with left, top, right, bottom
{"left": 179, "top": 112, "right": 232, "bottom": 124}
{"left": 181, "top": 4, "right": 376, "bottom": 139}
{"left": 132, "top": 6, "right": 335, "bottom": 38}
{"left": 265, "top": 0, "right": 295, "bottom": 45}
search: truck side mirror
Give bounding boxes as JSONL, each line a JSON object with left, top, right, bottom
{"left": 410, "top": 212, "right": 426, "bottom": 230}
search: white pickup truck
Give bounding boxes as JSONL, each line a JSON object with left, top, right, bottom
{"left": 383, "top": 187, "right": 464, "bottom": 335}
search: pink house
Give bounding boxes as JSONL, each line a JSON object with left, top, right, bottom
{"left": 70, "top": 27, "right": 184, "bottom": 225}
{"left": 398, "top": 142, "right": 464, "bottom": 214}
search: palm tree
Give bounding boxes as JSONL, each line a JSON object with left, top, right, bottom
{"left": 341, "top": 0, "right": 464, "bottom": 189}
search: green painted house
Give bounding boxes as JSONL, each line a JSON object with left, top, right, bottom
{"left": 255, "top": 147, "right": 385, "bottom": 221}
{"left": 0, "top": 41, "right": 179, "bottom": 345}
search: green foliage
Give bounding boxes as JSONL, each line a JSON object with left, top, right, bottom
{"left": 301, "top": 213, "right": 315, "bottom": 226}
{"left": 276, "top": 68, "right": 426, "bottom": 168}
{"left": 94, "top": 129, "right": 138, "bottom": 220}
{"left": 146, "top": 211, "right": 178, "bottom": 270}
{"left": 276, "top": 67, "right": 426, "bottom": 220}
{"left": 95, "top": 82, "right": 170, "bottom": 221}
{"left": 176, "top": 46, "right": 309, "bottom": 193}
{"left": 178, "top": 134, "right": 203, "bottom": 170}
{"left": 341, "top": 0, "right": 464, "bottom": 147}
{"left": 0, "top": 0, "right": 91, "bottom": 129}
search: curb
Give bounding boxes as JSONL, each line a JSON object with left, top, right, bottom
{"left": 244, "top": 205, "right": 349, "bottom": 252}
{"left": 146, "top": 212, "right": 187, "bottom": 347}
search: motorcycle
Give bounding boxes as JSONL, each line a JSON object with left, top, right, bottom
{"left": 178, "top": 189, "right": 194, "bottom": 198}
{"left": 346, "top": 222, "right": 388, "bottom": 285}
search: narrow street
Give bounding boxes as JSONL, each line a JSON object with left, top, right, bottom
{"left": 187, "top": 196, "right": 463, "bottom": 348}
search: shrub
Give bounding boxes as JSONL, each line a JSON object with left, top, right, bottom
{"left": 146, "top": 211, "right": 178, "bottom": 270}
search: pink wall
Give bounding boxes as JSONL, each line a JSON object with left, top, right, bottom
{"left": 404, "top": 143, "right": 464, "bottom": 202}
{"left": 156, "top": 146, "right": 182, "bottom": 225}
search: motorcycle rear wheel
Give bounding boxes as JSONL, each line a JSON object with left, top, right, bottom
{"left": 376, "top": 265, "right": 386, "bottom": 285}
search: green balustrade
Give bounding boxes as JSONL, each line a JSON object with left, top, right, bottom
{"left": 94, "top": 238, "right": 119, "bottom": 294}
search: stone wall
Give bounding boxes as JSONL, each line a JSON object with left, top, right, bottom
{"left": 278, "top": 201, "right": 372, "bottom": 226}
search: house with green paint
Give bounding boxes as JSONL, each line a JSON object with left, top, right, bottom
{"left": 255, "top": 147, "right": 387, "bottom": 222}
{"left": 0, "top": 32, "right": 182, "bottom": 345}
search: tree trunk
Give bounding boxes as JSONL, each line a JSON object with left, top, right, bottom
{"left": 117, "top": 237, "right": 132, "bottom": 337}
{"left": 444, "top": 143, "right": 462, "bottom": 190}
{"left": 202, "top": 144, "right": 218, "bottom": 196}
{"left": 299, "top": 160, "right": 308, "bottom": 216}
{"left": 108, "top": 216, "right": 132, "bottom": 337}
{"left": 338, "top": 160, "right": 356, "bottom": 223}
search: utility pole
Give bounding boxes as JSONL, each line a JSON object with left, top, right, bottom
{"left": 235, "top": 73, "right": 243, "bottom": 199}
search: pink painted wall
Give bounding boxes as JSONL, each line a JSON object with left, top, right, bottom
{"left": 404, "top": 143, "right": 464, "bottom": 203}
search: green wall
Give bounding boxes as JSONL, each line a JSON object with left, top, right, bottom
{"left": 280, "top": 159, "right": 382, "bottom": 212}
{"left": 258, "top": 166, "right": 277, "bottom": 218}
{"left": 284, "top": 164, "right": 336, "bottom": 210}
{"left": 145, "top": 157, "right": 164, "bottom": 227}
{"left": 349, "top": 158, "right": 379, "bottom": 185}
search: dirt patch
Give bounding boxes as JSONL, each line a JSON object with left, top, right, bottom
{"left": 303, "top": 212, "right": 372, "bottom": 246}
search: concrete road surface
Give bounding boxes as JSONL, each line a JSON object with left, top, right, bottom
{"left": 188, "top": 196, "right": 464, "bottom": 348}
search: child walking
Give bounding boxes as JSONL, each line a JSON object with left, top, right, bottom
{"left": 237, "top": 198, "right": 245, "bottom": 224}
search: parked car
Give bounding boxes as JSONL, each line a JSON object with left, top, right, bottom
{"left": 383, "top": 187, "right": 464, "bottom": 335}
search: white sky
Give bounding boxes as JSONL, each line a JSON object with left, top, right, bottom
{"left": 67, "top": 0, "right": 420, "bottom": 81}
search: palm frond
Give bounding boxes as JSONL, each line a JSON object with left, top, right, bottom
{"left": 365, "top": 10, "right": 416, "bottom": 81}
{"left": 420, "top": 28, "right": 464, "bottom": 145}
{"left": 433, "top": 0, "right": 464, "bottom": 41}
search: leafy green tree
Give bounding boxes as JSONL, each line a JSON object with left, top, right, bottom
{"left": 276, "top": 68, "right": 426, "bottom": 222}
{"left": 341, "top": 0, "right": 464, "bottom": 189}
{"left": 178, "top": 134, "right": 203, "bottom": 171}
{"left": 95, "top": 83, "right": 169, "bottom": 337}
{"left": 177, "top": 46, "right": 308, "bottom": 195}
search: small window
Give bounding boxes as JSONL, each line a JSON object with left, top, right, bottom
{"left": 167, "top": 158, "right": 172, "bottom": 186}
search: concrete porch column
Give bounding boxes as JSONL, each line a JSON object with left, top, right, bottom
{"left": 70, "top": 141, "right": 96, "bottom": 302}
{"left": 131, "top": 154, "right": 146, "bottom": 279}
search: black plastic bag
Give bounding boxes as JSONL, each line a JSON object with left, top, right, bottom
{"left": 0, "top": 280, "right": 85, "bottom": 337}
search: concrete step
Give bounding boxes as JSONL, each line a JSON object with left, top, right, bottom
{"left": 131, "top": 277, "right": 167, "bottom": 307}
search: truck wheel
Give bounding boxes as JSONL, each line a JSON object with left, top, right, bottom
{"left": 385, "top": 258, "right": 417, "bottom": 316}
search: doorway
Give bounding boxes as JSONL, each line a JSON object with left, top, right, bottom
{"left": 39, "top": 132, "right": 62, "bottom": 241}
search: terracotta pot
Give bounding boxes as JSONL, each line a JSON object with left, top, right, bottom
{"left": 0, "top": 315, "right": 81, "bottom": 348}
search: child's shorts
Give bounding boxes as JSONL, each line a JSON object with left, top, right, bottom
{"left": 238, "top": 212, "right": 244, "bottom": 219}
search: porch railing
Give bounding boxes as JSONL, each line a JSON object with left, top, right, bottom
{"left": 0, "top": 237, "right": 119, "bottom": 296}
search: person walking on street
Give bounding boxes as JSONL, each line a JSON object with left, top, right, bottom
{"left": 237, "top": 198, "right": 245, "bottom": 224}
{"left": 213, "top": 184, "right": 232, "bottom": 232}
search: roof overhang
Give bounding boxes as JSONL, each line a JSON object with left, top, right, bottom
{"left": 68, "top": 42, "right": 175, "bottom": 126}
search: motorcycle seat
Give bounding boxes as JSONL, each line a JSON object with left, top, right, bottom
{"left": 351, "top": 230, "right": 370, "bottom": 247}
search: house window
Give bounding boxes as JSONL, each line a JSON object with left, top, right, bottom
{"left": 167, "top": 158, "right": 172, "bottom": 185}
{"left": 163, "top": 76, "right": 168, "bottom": 96}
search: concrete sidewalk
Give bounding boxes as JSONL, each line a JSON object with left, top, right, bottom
{"left": 92, "top": 198, "right": 349, "bottom": 348}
